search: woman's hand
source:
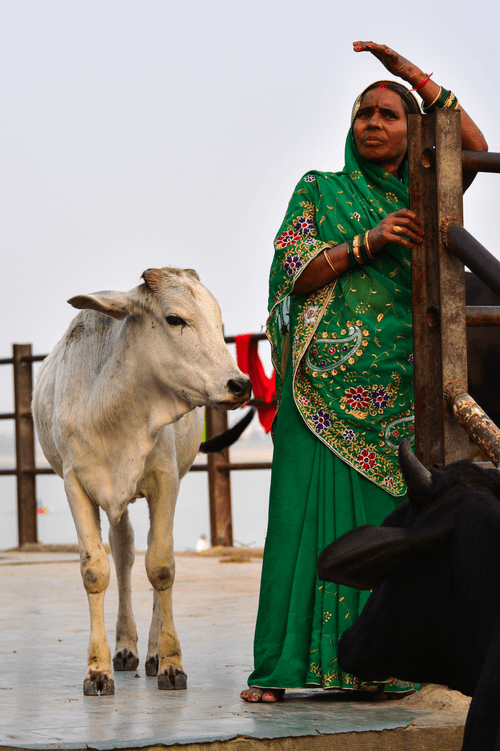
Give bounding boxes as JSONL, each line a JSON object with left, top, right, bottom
{"left": 368, "top": 209, "right": 423, "bottom": 255}
{"left": 353, "top": 42, "right": 424, "bottom": 88}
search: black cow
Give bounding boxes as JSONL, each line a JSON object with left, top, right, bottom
{"left": 317, "top": 441, "right": 500, "bottom": 751}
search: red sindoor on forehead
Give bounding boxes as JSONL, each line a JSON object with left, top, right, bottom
{"left": 379, "top": 82, "right": 388, "bottom": 89}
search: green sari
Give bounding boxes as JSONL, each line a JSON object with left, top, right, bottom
{"left": 248, "top": 128, "right": 417, "bottom": 692}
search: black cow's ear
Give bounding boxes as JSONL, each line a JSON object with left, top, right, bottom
{"left": 317, "top": 525, "right": 413, "bottom": 590}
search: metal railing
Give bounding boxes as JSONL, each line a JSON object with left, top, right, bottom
{"left": 408, "top": 109, "right": 500, "bottom": 467}
{"left": 0, "top": 334, "right": 275, "bottom": 548}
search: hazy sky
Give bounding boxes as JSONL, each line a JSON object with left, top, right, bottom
{"left": 1, "top": 0, "right": 499, "bottom": 406}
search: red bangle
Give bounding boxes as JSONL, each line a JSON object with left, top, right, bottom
{"left": 412, "top": 73, "right": 433, "bottom": 91}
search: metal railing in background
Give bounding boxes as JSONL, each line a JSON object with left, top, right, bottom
{"left": 408, "top": 109, "right": 500, "bottom": 467}
{"left": 0, "top": 334, "right": 275, "bottom": 548}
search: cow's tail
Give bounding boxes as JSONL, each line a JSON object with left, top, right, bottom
{"left": 199, "top": 408, "right": 256, "bottom": 454}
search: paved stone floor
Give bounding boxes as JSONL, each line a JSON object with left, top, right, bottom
{"left": 0, "top": 550, "right": 469, "bottom": 750}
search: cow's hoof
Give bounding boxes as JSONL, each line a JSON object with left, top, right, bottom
{"left": 158, "top": 667, "right": 187, "bottom": 690}
{"left": 113, "top": 649, "right": 139, "bottom": 671}
{"left": 83, "top": 670, "right": 115, "bottom": 696}
{"left": 145, "top": 655, "right": 159, "bottom": 676}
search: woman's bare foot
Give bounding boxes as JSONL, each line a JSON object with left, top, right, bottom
{"left": 240, "top": 687, "right": 285, "bottom": 702}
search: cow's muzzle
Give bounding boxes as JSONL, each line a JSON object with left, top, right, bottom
{"left": 228, "top": 378, "right": 252, "bottom": 400}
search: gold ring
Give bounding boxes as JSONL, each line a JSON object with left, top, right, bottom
{"left": 393, "top": 225, "right": 403, "bottom": 234}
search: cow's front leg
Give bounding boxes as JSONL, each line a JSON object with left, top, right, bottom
{"left": 109, "top": 508, "right": 139, "bottom": 671}
{"left": 145, "top": 483, "right": 186, "bottom": 690}
{"left": 65, "top": 472, "right": 114, "bottom": 695}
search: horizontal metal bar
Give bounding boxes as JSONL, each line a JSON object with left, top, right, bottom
{"left": 0, "top": 413, "right": 15, "bottom": 420}
{"left": 248, "top": 397, "right": 277, "bottom": 408}
{"left": 443, "top": 221, "right": 500, "bottom": 300}
{"left": 216, "top": 461, "right": 272, "bottom": 472}
{"left": 22, "top": 354, "right": 47, "bottom": 363}
{"left": 2, "top": 462, "right": 273, "bottom": 477}
{"left": 224, "top": 333, "right": 268, "bottom": 345}
{"left": 462, "top": 150, "right": 500, "bottom": 173}
{"left": 25, "top": 468, "right": 56, "bottom": 476}
{"left": 189, "top": 464, "right": 208, "bottom": 472}
{"left": 0, "top": 467, "right": 56, "bottom": 477}
{"left": 466, "top": 306, "right": 500, "bottom": 326}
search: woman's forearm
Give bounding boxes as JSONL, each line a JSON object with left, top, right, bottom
{"left": 292, "top": 244, "right": 349, "bottom": 294}
{"left": 408, "top": 74, "right": 488, "bottom": 152}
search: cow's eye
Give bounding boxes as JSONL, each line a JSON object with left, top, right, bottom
{"left": 166, "top": 315, "right": 186, "bottom": 326}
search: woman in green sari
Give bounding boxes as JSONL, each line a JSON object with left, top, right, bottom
{"left": 241, "top": 41, "right": 488, "bottom": 703}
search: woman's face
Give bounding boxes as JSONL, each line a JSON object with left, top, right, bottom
{"left": 353, "top": 88, "right": 408, "bottom": 176}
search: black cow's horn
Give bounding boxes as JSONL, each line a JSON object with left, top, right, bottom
{"left": 398, "top": 439, "right": 433, "bottom": 495}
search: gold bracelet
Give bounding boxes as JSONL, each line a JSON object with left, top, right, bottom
{"left": 353, "top": 234, "right": 363, "bottom": 265}
{"left": 425, "top": 86, "right": 442, "bottom": 110}
{"left": 364, "top": 231, "right": 374, "bottom": 260}
{"left": 323, "top": 248, "right": 339, "bottom": 276}
{"left": 443, "top": 90, "right": 456, "bottom": 108}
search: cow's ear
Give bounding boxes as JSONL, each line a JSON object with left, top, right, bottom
{"left": 68, "top": 292, "right": 130, "bottom": 320}
{"left": 317, "top": 525, "right": 413, "bottom": 590}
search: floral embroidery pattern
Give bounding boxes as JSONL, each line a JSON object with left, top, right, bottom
{"left": 313, "top": 409, "right": 332, "bottom": 432}
{"left": 304, "top": 174, "right": 316, "bottom": 182}
{"left": 408, "top": 353, "right": 414, "bottom": 364}
{"left": 345, "top": 385, "right": 371, "bottom": 411}
{"left": 357, "top": 448, "right": 377, "bottom": 470}
{"left": 283, "top": 254, "right": 303, "bottom": 277}
{"left": 342, "top": 428, "right": 356, "bottom": 442}
{"left": 304, "top": 306, "right": 319, "bottom": 326}
{"left": 371, "top": 387, "right": 391, "bottom": 411}
{"left": 276, "top": 229, "right": 301, "bottom": 249}
{"left": 384, "top": 476, "right": 394, "bottom": 489}
{"left": 294, "top": 215, "right": 316, "bottom": 235}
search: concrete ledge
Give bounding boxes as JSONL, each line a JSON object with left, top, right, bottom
{"left": 0, "top": 726, "right": 466, "bottom": 751}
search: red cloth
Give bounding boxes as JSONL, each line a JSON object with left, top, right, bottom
{"left": 235, "top": 334, "right": 276, "bottom": 433}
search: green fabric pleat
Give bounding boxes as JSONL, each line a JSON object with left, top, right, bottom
{"left": 248, "top": 361, "right": 418, "bottom": 692}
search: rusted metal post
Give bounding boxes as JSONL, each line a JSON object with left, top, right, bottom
{"left": 205, "top": 406, "right": 233, "bottom": 547}
{"left": 408, "top": 109, "right": 469, "bottom": 466}
{"left": 445, "top": 383, "right": 500, "bottom": 466}
{"left": 13, "top": 344, "right": 38, "bottom": 546}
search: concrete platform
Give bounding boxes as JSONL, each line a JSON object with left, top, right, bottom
{"left": 0, "top": 549, "right": 470, "bottom": 751}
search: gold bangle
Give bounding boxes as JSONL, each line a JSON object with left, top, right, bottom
{"left": 364, "top": 231, "right": 374, "bottom": 260}
{"left": 425, "top": 86, "right": 442, "bottom": 110}
{"left": 353, "top": 234, "right": 363, "bottom": 265}
{"left": 323, "top": 248, "right": 339, "bottom": 276}
{"left": 443, "top": 90, "right": 455, "bottom": 108}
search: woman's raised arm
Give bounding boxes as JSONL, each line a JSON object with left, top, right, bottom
{"left": 354, "top": 41, "right": 488, "bottom": 190}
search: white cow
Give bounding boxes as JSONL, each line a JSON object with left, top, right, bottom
{"left": 32, "top": 267, "right": 251, "bottom": 696}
